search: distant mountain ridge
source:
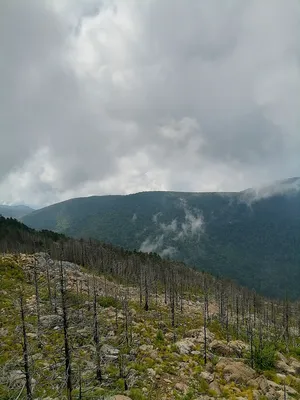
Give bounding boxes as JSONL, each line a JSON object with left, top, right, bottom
{"left": 0, "top": 204, "right": 34, "bottom": 219}
{"left": 22, "top": 178, "right": 300, "bottom": 299}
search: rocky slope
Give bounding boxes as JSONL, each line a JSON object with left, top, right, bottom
{"left": 1, "top": 253, "right": 300, "bottom": 399}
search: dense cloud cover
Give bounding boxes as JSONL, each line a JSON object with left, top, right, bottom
{"left": 1, "top": 0, "right": 300, "bottom": 206}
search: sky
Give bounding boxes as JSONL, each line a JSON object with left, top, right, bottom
{"left": 1, "top": 0, "right": 300, "bottom": 207}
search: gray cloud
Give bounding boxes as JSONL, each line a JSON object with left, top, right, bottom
{"left": 0, "top": 0, "right": 300, "bottom": 206}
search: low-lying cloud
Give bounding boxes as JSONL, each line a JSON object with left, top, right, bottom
{"left": 139, "top": 200, "right": 204, "bottom": 257}
{"left": 240, "top": 176, "right": 300, "bottom": 204}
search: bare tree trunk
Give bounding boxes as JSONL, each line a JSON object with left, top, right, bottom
{"left": 144, "top": 273, "right": 149, "bottom": 311}
{"left": 53, "top": 277, "right": 58, "bottom": 315}
{"left": 59, "top": 256, "right": 72, "bottom": 400}
{"left": 236, "top": 295, "right": 239, "bottom": 339}
{"left": 46, "top": 263, "right": 53, "bottom": 311}
{"left": 93, "top": 278, "right": 102, "bottom": 383}
{"left": 203, "top": 282, "right": 208, "bottom": 365}
{"left": 33, "top": 259, "right": 42, "bottom": 348}
{"left": 124, "top": 297, "right": 130, "bottom": 347}
{"left": 20, "top": 295, "right": 33, "bottom": 400}
{"left": 76, "top": 279, "right": 80, "bottom": 321}
{"left": 139, "top": 266, "right": 143, "bottom": 307}
{"left": 115, "top": 289, "right": 119, "bottom": 331}
{"left": 225, "top": 294, "right": 229, "bottom": 343}
{"left": 78, "top": 364, "right": 83, "bottom": 400}
{"left": 249, "top": 320, "right": 254, "bottom": 369}
{"left": 118, "top": 353, "right": 128, "bottom": 391}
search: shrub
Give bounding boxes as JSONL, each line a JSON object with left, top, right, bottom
{"left": 98, "top": 295, "right": 121, "bottom": 308}
{"left": 155, "top": 329, "right": 164, "bottom": 343}
{"left": 253, "top": 342, "right": 276, "bottom": 371}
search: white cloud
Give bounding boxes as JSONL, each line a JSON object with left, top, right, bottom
{"left": 0, "top": 0, "right": 300, "bottom": 206}
{"left": 139, "top": 199, "right": 205, "bottom": 257}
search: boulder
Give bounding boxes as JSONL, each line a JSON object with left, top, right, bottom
{"left": 175, "top": 339, "right": 195, "bottom": 355}
{"left": 228, "top": 340, "right": 249, "bottom": 357}
{"left": 290, "top": 357, "right": 300, "bottom": 374}
{"left": 276, "top": 352, "right": 288, "bottom": 363}
{"left": 249, "top": 376, "right": 269, "bottom": 394}
{"left": 40, "top": 315, "right": 63, "bottom": 329}
{"left": 147, "top": 368, "right": 156, "bottom": 378}
{"left": 185, "top": 328, "right": 214, "bottom": 344}
{"left": 200, "top": 371, "right": 214, "bottom": 383}
{"left": 9, "top": 370, "right": 24, "bottom": 388}
{"left": 275, "top": 359, "right": 295, "bottom": 375}
{"left": 285, "top": 385, "right": 298, "bottom": 396}
{"left": 101, "top": 344, "right": 119, "bottom": 360}
{"left": 175, "top": 382, "right": 188, "bottom": 394}
{"left": 252, "top": 389, "right": 263, "bottom": 400}
{"left": 0, "top": 327, "right": 8, "bottom": 336}
{"left": 209, "top": 380, "right": 221, "bottom": 395}
{"left": 210, "top": 340, "right": 235, "bottom": 357}
{"left": 210, "top": 339, "right": 249, "bottom": 357}
{"left": 139, "top": 344, "right": 153, "bottom": 352}
{"left": 216, "top": 359, "right": 256, "bottom": 384}
{"left": 265, "top": 388, "right": 279, "bottom": 400}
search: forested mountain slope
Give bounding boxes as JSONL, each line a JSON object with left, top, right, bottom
{"left": 22, "top": 178, "right": 300, "bottom": 299}
{"left": 1, "top": 217, "right": 300, "bottom": 399}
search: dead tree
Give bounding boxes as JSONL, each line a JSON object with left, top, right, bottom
{"left": 144, "top": 272, "right": 149, "bottom": 311}
{"left": 203, "top": 278, "right": 208, "bottom": 365}
{"left": 93, "top": 278, "right": 102, "bottom": 383}
{"left": 20, "top": 294, "right": 33, "bottom": 400}
{"left": 33, "top": 259, "right": 42, "bottom": 348}
{"left": 118, "top": 353, "right": 129, "bottom": 391}
{"left": 123, "top": 296, "right": 130, "bottom": 348}
{"left": 59, "top": 255, "right": 72, "bottom": 400}
{"left": 46, "top": 262, "right": 53, "bottom": 311}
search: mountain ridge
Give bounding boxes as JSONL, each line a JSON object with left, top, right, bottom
{"left": 22, "top": 178, "right": 300, "bottom": 299}
{"left": 0, "top": 204, "right": 34, "bottom": 219}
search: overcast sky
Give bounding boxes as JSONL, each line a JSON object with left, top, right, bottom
{"left": 1, "top": 0, "right": 300, "bottom": 207}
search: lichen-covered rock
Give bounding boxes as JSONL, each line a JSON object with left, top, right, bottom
{"left": 139, "top": 344, "right": 153, "bottom": 352}
{"left": 40, "top": 314, "right": 63, "bottom": 329}
{"left": 228, "top": 340, "right": 249, "bottom": 357}
{"left": 216, "top": 359, "right": 256, "bottom": 384}
{"left": 175, "top": 382, "right": 188, "bottom": 393}
{"left": 110, "top": 396, "right": 132, "bottom": 400}
{"left": 209, "top": 380, "right": 221, "bottom": 395}
{"left": 290, "top": 357, "right": 300, "bottom": 374}
{"left": 249, "top": 375, "right": 269, "bottom": 394}
{"left": 200, "top": 371, "right": 214, "bottom": 383}
{"left": 174, "top": 339, "right": 195, "bottom": 355}
{"left": 210, "top": 340, "right": 235, "bottom": 356}
{"left": 185, "top": 327, "right": 215, "bottom": 344}
{"left": 210, "top": 339, "right": 249, "bottom": 357}
{"left": 101, "top": 344, "right": 119, "bottom": 360}
{"left": 275, "top": 359, "right": 295, "bottom": 375}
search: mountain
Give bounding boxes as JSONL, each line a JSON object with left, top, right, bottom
{"left": 22, "top": 178, "right": 300, "bottom": 299}
{"left": 1, "top": 217, "right": 300, "bottom": 399}
{"left": 0, "top": 204, "right": 33, "bottom": 219}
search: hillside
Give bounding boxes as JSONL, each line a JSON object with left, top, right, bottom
{"left": 0, "top": 204, "right": 33, "bottom": 219}
{"left": 1, "top": 218, "right": 300, "bottom": 399}
{"left": 22, "top": 179, "right": 300, "bottom": 299}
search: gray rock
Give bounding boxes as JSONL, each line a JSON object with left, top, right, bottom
{"left": 40, "top": 315, "right": 63, "bottom": 329}
{"left": 101, "top": 344, "right": 119, "bottom": 360}
{"left": 175, "top": 339, "right": 195, "bottom": 355}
